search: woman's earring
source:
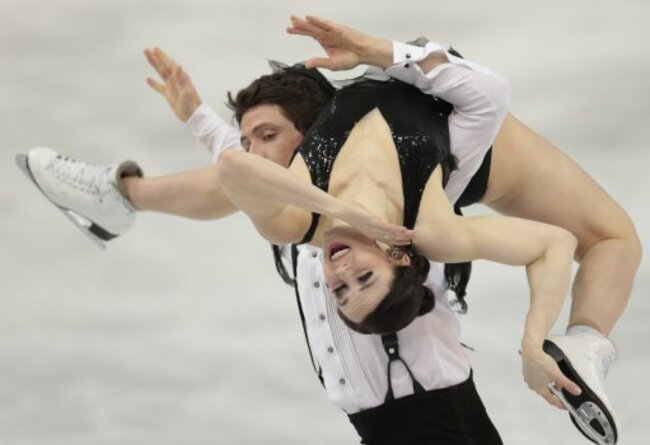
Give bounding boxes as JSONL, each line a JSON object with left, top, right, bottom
{"left": 387, "top": 247, "right": 402, "bottom": 259}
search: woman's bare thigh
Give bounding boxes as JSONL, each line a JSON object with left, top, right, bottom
{"left": 482, "top": 114, "right": 633, "bottom": 258}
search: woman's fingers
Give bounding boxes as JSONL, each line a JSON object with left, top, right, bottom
{"left": 542, "top": 387, "right": 566, "bottom": 410}
{"left": 379, "top": 225, "right": 415, "bottom": 244}
{"left": 553, "top": 372, "right": 582, "bottom": 397}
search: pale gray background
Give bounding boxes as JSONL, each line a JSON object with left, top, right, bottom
{"left": 1, "top": 1, "right": 649, "bottom": 444}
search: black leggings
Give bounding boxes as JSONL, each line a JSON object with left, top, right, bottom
{"left": 348, "top": 373, "right": 502, "bottom": 445}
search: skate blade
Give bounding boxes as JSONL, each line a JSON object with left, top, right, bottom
{"left": 549, "top": 384, "right": 615, "bottom": 445}
{"left": 16, "top": 154, "right": 107, "bottom": 250}
{"left": 543, "top": 339, "right": 618, "bottom": 444}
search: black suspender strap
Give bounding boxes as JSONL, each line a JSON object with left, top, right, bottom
{"left": 381, "top": 332, "right": 425, "bottom": 402}
{"left": 290, "top": 244, "right": 325, "bottom": 387}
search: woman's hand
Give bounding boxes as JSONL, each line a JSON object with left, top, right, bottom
{"left": 144, "top": 47, "right": 202, "bottom": 122}
{"left": 521, "top": 347, "right": 581, "bottom": 410}
{"left": 286, "top": 15, "right": 393, "bottom": 71}
{"left": 338, "top": 200, "right": 414, "bottom": 245}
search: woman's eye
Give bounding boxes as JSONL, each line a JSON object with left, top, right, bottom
{"left": 262, "top": 133, "right": 277, "bottom": 142}
{"left": 333, "top": 284, "right": 347, "bottom": 297}
{"left": 358, "top": 272, "right": 373, "bottom": 283}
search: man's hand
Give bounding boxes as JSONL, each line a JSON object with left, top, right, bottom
{"left": 144, "top": 47, "right": 202, "bottom": 123}
{"left": 521, "top": 347, "right": 581, "bottom": 410}
{"left": 286, "top": 15, "right": 393, "bottom": 71}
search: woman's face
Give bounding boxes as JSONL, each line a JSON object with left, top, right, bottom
{"left": 322, "top": 227, "right": 409, "bottom": 323}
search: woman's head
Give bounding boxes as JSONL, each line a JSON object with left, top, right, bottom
{"left": 322, "top": 227, "right": 435, "bottom": 335}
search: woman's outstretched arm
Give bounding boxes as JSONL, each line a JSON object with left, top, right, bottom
{"left": 413, "top": 170, "right": 581, "bottom": 407}
{"left": 434, "top": 213, "right": 581, "bottom": 408}
{"left": 217, "top": 150, "right": 414, "bottom": 245}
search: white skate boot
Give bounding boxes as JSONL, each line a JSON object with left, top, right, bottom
{"left": 16, "top": 147, "right": 141, "bottom": 249}
{"left": 543, "top": 330, "right": 618, "bottom": 444}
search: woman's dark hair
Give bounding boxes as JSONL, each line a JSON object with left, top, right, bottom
{"left": 337, "top": 251, "right": 435, "bottom": 335}
{"left": 227, "top": 66, "right": 335, "bottom": 135}
{"left": 338, "top": 248, "right": 471, "bottom": 335}
{"left": 271, "top": 244, "right": 295, "bottom": 286}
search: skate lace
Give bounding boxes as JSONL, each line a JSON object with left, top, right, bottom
{"left": 47, "top": 155, "right": 111, "bottom": 194}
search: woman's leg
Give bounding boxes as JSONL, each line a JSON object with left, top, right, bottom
{"left": 482, "top": 114, "right": 638, "bottom": 441}
{"left": 121, "top": 164, "right": 238, "bottom": 220}
{"left": 483, "top": 114, "right": 642, "bottom": 336}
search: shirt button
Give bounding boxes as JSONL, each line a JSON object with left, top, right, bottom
{"left": 313, "top": 282, "right": 320, "bottom": 288}
{"left": 311, "top": 251, "right": 318, "bottom": 258}
{"left": 404, "top": 63, "right": 410, "bottom": 68}
{"left": 406, "top": 53, "right": 411, "bottom": 59}
{"left": 319, "top": 313, "right": 326, "bottom": 321}
{"left": 327, "top": 346, "right": 334, "bottom": 353}
{"left": 339, "top": 378, "right": 346, "bottom": 385}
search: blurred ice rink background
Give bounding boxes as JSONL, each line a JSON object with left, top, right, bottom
{"left": 1, "top": 1, "right": 648, "bottom": 443}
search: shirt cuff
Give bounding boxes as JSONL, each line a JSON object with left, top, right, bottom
{"left": 186, "top": 102, "right": 222, "bottom": 136}
{"left": 386, "top": 41, "right": 494, "bottom": 85}
{"left": 185, "top": 102, "right": 242, "bottom": 162}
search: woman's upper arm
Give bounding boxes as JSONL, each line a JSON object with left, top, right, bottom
{"left": 421, "top": 213, "right": 566, "bottom": 266}
{"left": 416, "top": 172, "right": 556, "bottom": 265}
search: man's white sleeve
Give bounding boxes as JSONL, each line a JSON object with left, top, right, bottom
{"left": 185, "top": 103, "right": 243, "bottom": 164}
{"left": 385, "top": 41, "right": 510, "bottom": 204}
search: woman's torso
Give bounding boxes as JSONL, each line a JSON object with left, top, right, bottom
{"left": 289, "top": 80, "right": 456, "bottom": 245}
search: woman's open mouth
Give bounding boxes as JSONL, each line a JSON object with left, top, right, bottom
{"left": 329, "top": 243, "right": 351, "bottom": 260}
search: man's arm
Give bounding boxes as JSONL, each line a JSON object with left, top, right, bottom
{"left": 288, "top": 16, "right": 510, "bottom": 204}
{"left": 144, "top": 47, "right": 241, "bottom": 161}
{"left": 122, "top": 47, "right": 240, "bottom": 220}
{"left": 385, "top": 42, "right": 510, "bottom": 203}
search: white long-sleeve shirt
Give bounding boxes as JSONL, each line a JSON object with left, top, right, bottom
{"left": 186, "top": 41, "right": 509, "bottom": 413}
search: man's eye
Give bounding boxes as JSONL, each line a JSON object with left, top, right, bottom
{"left": 358, "top": 272, "right": 373, "bottom": 283}
{"left": 262, "top": 133, "right": 277, "bottom": 142}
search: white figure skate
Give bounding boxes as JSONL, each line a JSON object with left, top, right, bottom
{"left": 16, "top": 147, "right": 141, "bottom": 249}
{"left": 544, "top": 333, "right": 618, "bottom": 444}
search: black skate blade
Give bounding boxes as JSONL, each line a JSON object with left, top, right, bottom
{"left": 544, "top": 340, "right": 617, "bottom": 445}
{"left": 16, "top": 154, "right": 111, "bottom": 250}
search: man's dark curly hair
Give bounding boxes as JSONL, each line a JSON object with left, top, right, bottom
{"left": 227, "top": 67, "right": 335, "bottom": 135}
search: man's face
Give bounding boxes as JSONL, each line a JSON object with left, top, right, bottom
{"left": 239, "top": 104, "right": 304, "bottom": 167}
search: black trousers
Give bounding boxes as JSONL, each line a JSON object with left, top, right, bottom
{"left": 348, "top": 373, "right": 502, "bottom": 445}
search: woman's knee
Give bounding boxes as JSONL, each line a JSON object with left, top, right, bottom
{"left": 576, "top": 211, "right": 642, "bottom": 265}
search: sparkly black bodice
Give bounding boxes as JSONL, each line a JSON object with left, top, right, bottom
{"left": 296, "top": 79, "right": 457, "bottom": 243}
